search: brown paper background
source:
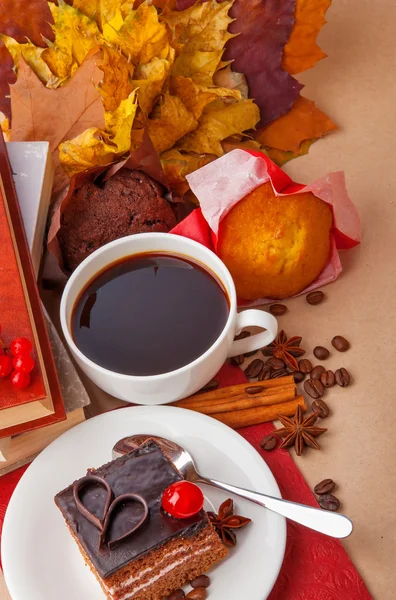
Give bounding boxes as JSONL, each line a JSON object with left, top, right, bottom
{"left": 1, "top": 0, "right": 396, "bottom": 598}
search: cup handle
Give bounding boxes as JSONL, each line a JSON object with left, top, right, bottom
{"left": 227, "top": 310, "right": 278, "bottom": 357}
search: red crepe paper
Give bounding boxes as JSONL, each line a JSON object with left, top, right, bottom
{"left": 0, "top": 363, "right": 372, "bottom": 600}
{"left": 171, "top": 149, "right": 361, "bottom": 303}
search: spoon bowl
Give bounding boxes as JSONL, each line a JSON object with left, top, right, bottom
{"left": 112, "top": 434, "right": 353, "bottom": 539}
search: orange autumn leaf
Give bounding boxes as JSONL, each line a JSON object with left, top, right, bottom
{"left": 97, "top": 44, "right": 134, "bottom": 111}
{"left": 170, "top": 75, "right": 240, "bottom": 121}
{"left": 255, "top": 96, "right": 337, "bottom": 154}
{"left": 147, "top": 94, "right": 197, "bottom": 154}
{"left": 283, "top": 0, "right": 331, "bottom": 75}
{"left": 264, "top": 139, "right": 314, "bottom": 166}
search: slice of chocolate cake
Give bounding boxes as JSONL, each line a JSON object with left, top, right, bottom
{"left": 55, "top": 440, "right": 227, "bottom": 600}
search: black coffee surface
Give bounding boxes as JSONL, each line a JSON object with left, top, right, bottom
{"left": 72, "top": 253, "right": 229, "bottom": 375}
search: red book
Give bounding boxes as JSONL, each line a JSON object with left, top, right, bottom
{"left": 0, "top": 134, "right": 65, "bottom": 438}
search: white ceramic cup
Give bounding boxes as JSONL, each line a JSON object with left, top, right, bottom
{"left": 60, "top": 233, "right": 277, "bottom": 405}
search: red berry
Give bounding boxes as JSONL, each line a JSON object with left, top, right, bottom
{"left": 10, "top": 370, "right": 30, "bottom": 389}
{"left": 10, "top": 337, "right": 33, "bottom": 357}
{"left": 0, "top": 355, "right": 12, "bottom": 377}
{"left": 162, "top": 481, "right": 204, "bottom": 519}
{"left": 13, "top": 354, "right": 35, "bottom": 374}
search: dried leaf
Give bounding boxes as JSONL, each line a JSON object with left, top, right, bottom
{"left": 213, "top": 65, "right": 249, "bottom": 100}
{"left": 160, "top": 148, "right": 215, "bottom": 195}
{"left": 283, "top": 0, "right": 331, "bottom": 74}
{"left": 58, "top": 91, "right": 138, "bottom": 176}
{"left": 0, "top": 0, "right": 54, "bottom": 47}
{"left": 0, "top": 44, "right": 15, "bottom": 119}
{"left": 221, "top": 135, "right": 268, "bottom": 155}
{"left": 178, "top": 98, "right": 260, "bottom": 156}
{"left": 103, "top": 3, "right": 169, "bottom": 65}
{"left": 170, "top": 75, "right": 240, "bottom": 121}
{"left": 42, "top": 0, "right": 100, "bottom": 83}
{"left": 162, "top": 0, "right": 235, "bottom": 86}
{"left": 97, "top": 44, "right": 134, "bottom": 111}
{"left": 0, "top": 34, "right": 54, "bottom": 85}
{"left": 223, "top": 0, "right": 302, "bottom": 126}
{"left": 131, "top": 55, "right": 173, "bottom": 115}
{"left": 147, "top": 94, "right": 197, "bottom": 153}
{"left": 264, "top": 139, "right": 314, "bottom": 166}
{"left": 72, "top": 0, "right": 120, "bottom": 31}
{"left": 255, "top": 96, "right": 337, "bottom": 153}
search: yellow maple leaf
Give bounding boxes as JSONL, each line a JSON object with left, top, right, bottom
{"left": 103, "top": 3, "right": 169, "bottom": 66}
{"left": 162, "top": 0, "right": 235, "bottom": 86}
{"left": 160, "top": 148, "right": 215, "bottom": 195}
{"left": 131, "top": 54, "right": 173, "bottom": 115}
{"left": 97, "top": 44, "right": 134, "bottom": 111}
{"left": 147, "top": 94, "right": 197, "bottom": 154}
{"left": 178, "top": 99, "right": 260, "bottom": 156}
{"left": 42, "top": 0, "right": 100, "bottom": 83}
{"left": 0, "top": 34, "right": 55, "bottom": 86}
{"left": 72, "top": 0, "right": 120, "bottom": 31}
{"left": 59, "top": 91, "right": 137, "bottom": 176}
{"left": 170, "top": 75, "right": 241, "bottom": 121}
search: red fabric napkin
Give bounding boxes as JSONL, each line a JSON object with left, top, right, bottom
{"left": 0, "top": 364, "right": 372, "bottom": 599}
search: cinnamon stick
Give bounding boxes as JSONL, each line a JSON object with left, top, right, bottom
{"left": 211, "top": 396, "right": 307, "bottom": 429}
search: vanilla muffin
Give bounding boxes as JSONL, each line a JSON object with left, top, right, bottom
{"left": 217, "top": 182, "right": 333, "bottom": 299}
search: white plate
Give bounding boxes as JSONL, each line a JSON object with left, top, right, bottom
{"left": 2, "top": 406, "right": 286, "bottom": 600}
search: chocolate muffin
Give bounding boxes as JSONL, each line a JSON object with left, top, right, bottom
{"left": 58, "top": 169, "right": 177, "bottom": 271}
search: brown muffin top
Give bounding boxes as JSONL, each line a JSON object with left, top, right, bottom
{"left": 58, "top": 169, "right": 177, "bottom": 271}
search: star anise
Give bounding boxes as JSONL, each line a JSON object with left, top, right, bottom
{"left": 262, "top": 330, "right": 305, "bottom": 370}
{"left": 275, "top": 404, "right": 327, "bottom": 456}
{"left": 207, "top": 498, "right": 251, "bottom": 547}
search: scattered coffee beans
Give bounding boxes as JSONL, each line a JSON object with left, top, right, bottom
{"left": 231, "top": 354, "right": 244, "bottom": 366}
{"left": 312, "top": 398, "right": 330, "bottom": 418}
{"left": 298, "top": 358, "right": 313, "bottom": 373}
{"left": 306, "top": 290, "right": 325, "bottom": 305}
{"left": 293, "top": 370, "right": 305, "bottom": 383}
{"left": 200, "top": 379, "right": 218, "bottom": 393}
{"left": 258, "top": 365, "right": 272, "bottom": 380}
{"left": 310, "top": 365, "right": 326, "bottom": 380}
{"left": 331, "top": 335, "right": 350, "bottom": 352}
{"left": 318, "top": 494, "right": 340, "bottom": 512}
{"left": 234, "top": 330, "right": 250, "bottom": 341}
{"left": 320, "top": 370, "right": 335, "bottom": 387}
{"left": 335, "top": 367, "right": 350, "bottom": 387}
{"left": 266, "top": 357, "right": 285, "bottom": 370}
{"left": 269, "top": 304, "right": 287, "bottom": 316}
{"left": 245, "top": 385, "right": 264, "bottom": 395}
{"left": 191, "top": 575, "right": 211, "bottom": 589}
{"left": 304, "top": 378, "right": 324, "bottom": 399}
{"left": 271, "top": 368, "right": 289, "bottom": 378}
{"left": 314, "top": 479, "right": 336, "bottom": 495}
{"left": 186, "top": 588, "right": 207, "bottom": 600}
{"left": 167, "top": 590, "right": 185, "bottom": 600}
{"left": 244, "top": 359, "right": 264, "bottom": 378}
{"left": 313, "top": 346, "right": 330, "bottom": 360}
{"left": 260, "top": 434, "right": 278, "bottom": 451}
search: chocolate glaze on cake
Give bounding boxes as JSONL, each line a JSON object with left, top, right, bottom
{"left": 58, "top": 170, "right": 177, "bottom": 271}
{"left": 55, "top": 441, "right": 207, "bottom": 578}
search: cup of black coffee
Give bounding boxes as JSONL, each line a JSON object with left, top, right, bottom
{"left": 60, "top": 233, "right": 277, "bottom": 404}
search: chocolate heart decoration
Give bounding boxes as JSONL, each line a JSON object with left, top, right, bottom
{"left": 100, "top": 493, "right": 149, "bottom": 550}
{"left": 73, "top": 475, "right": 114, "bottom": 531}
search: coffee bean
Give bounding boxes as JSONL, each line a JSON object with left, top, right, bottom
{"left": 310, "top": 365, "right": 325, "bottom": 380}
{"left": 269, "top": 303, "right": 287, "bottom": 316}
{"left": 245, "top": 385, "right": 264, "bottom": 395}
{"left": 312, "top": 398, "right": 330, "bottom": 418}
{"left": 306, "top": 290, "right": 325, "bottom": 305}
{"left": 335, "top": 368, "right": 350, "bottom": 387}
{"left": 314, "top": 479, "right": 336, "bottom": 495}
{"left": 231, "top": 354, "right": 244, "bottom": 366}
{"left": 244, "top": 358, "right": 264, "bottom": 378}
{"left": 200, "top": 379, "right": 218, "bottom": 393}
{"left": 271, "top": 369, "right": 289, "bottom": 379}
{"left": 234, "top": 330, "right": 251, "bottom": 341}
{"left": 258, "top": 365, "right": 272, "bottom": 380}
{"left": 167, "top": 589, "right": 185, "bottom": 600}
{"left": 313, "top": 346, "right": 330, "bottom": 360}
{"left": 190, "top": 575, "right": 210, "bottom": 589}
{"left": 186, "top": 588, "right": 207, "bottom": 600}
{"left": 320, "top": 370, "right": 335, "bottom": 387}
{"left": 260, "top": 434, "right": 278, "bottom": 451}
{"left": 298, "top": 358, "right": 312, "bottom": 374}
{"left": 266, "top": 357, "right": 285, "bottom": 370}
{"left": 318, "top": 494, "right": 340, "bottom": 512}
{"left": 293, "top": 370, "right": 305, "bottom": 383}
{"left": 244, "top": 350, "right": 257, "bottom": 357}
{"left": 331, "top": 335, "right": 350, "bottom": 352}
{"left": 304, "top": 378, "right": 324, "bottom": 399}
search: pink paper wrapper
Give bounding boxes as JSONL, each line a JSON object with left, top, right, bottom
{"left": 180, "top": 149, "right": 361, "bottom": 304}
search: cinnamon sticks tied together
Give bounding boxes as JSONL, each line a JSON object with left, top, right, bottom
{"left": 172, "top": 376, "right": 306, "bottom": 429}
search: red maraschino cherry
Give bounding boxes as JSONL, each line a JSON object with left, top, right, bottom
{"left": 162, "top": 481, "right": 204, "bottom": 519}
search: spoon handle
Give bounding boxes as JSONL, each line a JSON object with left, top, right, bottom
{"left": 197, "top": 476, "right": 353, "bottom": 539}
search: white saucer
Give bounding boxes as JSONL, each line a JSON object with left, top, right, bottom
{"left": 2, "top": 406, "right": 286, "bottom": 600}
